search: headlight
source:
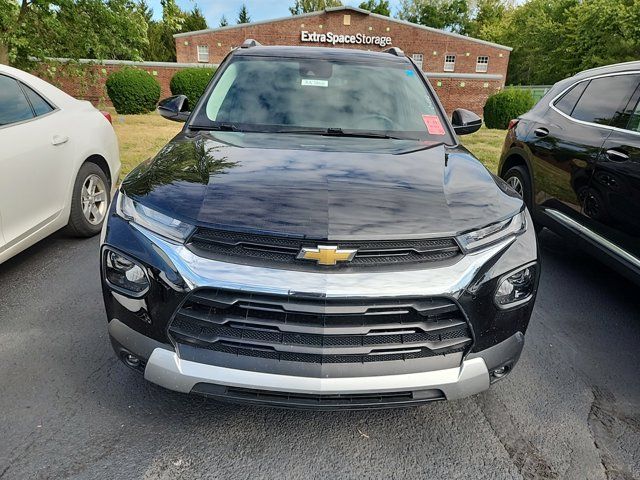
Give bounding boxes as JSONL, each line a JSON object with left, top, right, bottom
{"left": 457, "top": 211, "right": 526, "bottom": 253}
{"left": 116, "top": 191, "right": 194, "bottom": 243}
{"left": 494, "top": 263, "right": 537, "bottom": 308}
{"left": 103, "top": 249, "right": 150, "bottom": 296}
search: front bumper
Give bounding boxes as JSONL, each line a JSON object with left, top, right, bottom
{"left": 109, "top": 318, "right": 524, "bottom": 408}
{"left": 101, "top": 207, "right": 538, "bottom": 408}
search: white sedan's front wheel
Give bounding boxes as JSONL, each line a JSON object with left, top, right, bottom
{"left": 66, "top": 162, "right": 110, "bottom": 237}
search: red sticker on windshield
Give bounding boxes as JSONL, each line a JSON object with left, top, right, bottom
{"left": 422, "top": 115, "right": 445, "bottom": 135}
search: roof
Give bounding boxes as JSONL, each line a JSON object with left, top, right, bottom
{"left": 232, "top": 45, "right": 411, "bottom": 64}
{"left": 572, "top": 60, "right": 640, "bottom": 81}
{"left": 173, "top": 6, "right": 512, "bottom": 52}
{"left": 529, "top": 60, "right": 640, "bottom": 113}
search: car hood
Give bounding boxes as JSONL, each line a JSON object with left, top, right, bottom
{"left": 121, "top": 131, "right": 522, "bottom": 239}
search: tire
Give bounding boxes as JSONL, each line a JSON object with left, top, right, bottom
{"left": 65, "top": 162, "right": 110, "bottom": 237}
{"left": 502, "top": 165, "right": 542, "bottom": 233}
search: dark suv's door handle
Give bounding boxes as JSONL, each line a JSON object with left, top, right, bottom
{"left": 606, "top": 149, "right": 629, "bottom": 162}
{"left": 534, "top": 127, "right": 549, "bottom": 137}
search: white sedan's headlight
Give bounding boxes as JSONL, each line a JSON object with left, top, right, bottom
{"left": 457, "top": 211, "right": 526, "bottom": 253}
{"left": 116, "top": 192, "right": 194, "bottom": 243}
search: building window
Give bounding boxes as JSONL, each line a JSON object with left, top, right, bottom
{"left": 197, "top": 45, "right": 209, "bottom": 63}
{"left": 444, "top": 54, "right": 456, "bottom": 72}
{"left": 412, "top": 53, "right": 424, "bottom": 70}
{"left": 476, "top": 56, "right": 489, "bottom": 73}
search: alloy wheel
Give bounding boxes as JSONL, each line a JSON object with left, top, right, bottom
{"left": 81, "top": 174, "right": 108, "bottom": 225}
{"left": 506, "top": 175, "right": 524, "bottom": 197}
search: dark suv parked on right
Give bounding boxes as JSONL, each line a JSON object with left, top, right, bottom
{"left": 499, "top": 61, "right": 640, "bottom": 284}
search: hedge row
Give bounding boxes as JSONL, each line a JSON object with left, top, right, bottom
{"left": 105, "top": 68, "right": 160, "bottom": 114}
{"left": 106, "top": 67, "right": 216, "bottom": 115}
{"left": 169, "top": 67, "right": 216, "bottom": 108}
{"left": 483, "top": 89, "right": 535, "bottom": 129}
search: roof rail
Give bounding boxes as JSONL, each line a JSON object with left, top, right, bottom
{"left": 241, "top": 39, "right": 262, "bottom": 48}
{"left": 383, "top": 47, "right": 405, "bottom": 57}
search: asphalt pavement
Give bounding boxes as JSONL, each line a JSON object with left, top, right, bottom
{"left": 0, "top": 229, "right": 638, "bottom": 480}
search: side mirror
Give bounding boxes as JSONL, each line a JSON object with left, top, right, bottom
{"left": 451, "top": 108, "right": 482, "bottom": 135}
{"left": 158, "top": 95, "right": 190, "bottom": 123}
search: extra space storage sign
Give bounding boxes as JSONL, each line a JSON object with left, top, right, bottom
{"left": 301, "top": 31, "right": 392, "bottom": 47}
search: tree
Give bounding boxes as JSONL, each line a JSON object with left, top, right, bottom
{"left": 183, "top": 5, "right": 208, "bottom": 32}
{"left": 289, "top": 0, "right": 343, "bottom": 15}
{"left": 145, "top": 21, "right": 172, "bottom": 61}
{"left": 219, "top": 15, "right": 229, "bottom": 27}
{"left": 0, "top": 0, "right": 21, "bottom": 64}
{"left": 161, "top": 0, "right": 185, "bottom": 32}
{"left": 237, "top": 4, "right": 250, "bottom": 23}
{"left": 3, "top": 0, "right": 149, "bottom": 66}
{"left": 477, "top": 0, "right": 579, "bottom": 84}
{"left": 141, "top": 1, "right": 207, "bottom": 62}
{"left": 137, "top": 0, "right": 153, "bottom": 24}
{"left": 563, "top": 0, "right": 640, "bottom": 75}
{"left": 397, "top": 0, "right": 470, "bottom": 33}
{"left": 359, "top": 0, "right": 390, "bottom": 16}
{"left": 465, "top": 0, "right": 510, "bottom": 38}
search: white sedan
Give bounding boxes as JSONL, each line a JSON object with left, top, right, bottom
{"left": 0, "top": 64, "right": 120, "bottom": 264}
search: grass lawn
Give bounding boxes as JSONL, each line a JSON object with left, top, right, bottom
{"left": 110, "top": 111, "right": 181, "bottom": 177}
{"left": 111, "top": 111, "right": 507, "bottom": 178}
{"left": 460, "top": 127, "right": 507, "bottom": 174}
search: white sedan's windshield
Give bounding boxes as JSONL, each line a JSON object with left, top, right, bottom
{"left": 192, "top": 56, "right": 450, "bottom": 141}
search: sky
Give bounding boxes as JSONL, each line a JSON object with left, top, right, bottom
{"left": 147, "top": 0, "right": 405, "bottom": 26}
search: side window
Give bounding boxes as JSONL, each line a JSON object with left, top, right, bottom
{"left": 444, "top": 55, "right": 456, "bottom": 72}
{"left": 411, "top": 53, "right": 423, "bottom": 70}
{"left": 476, "top": 56, "right": 489, "bottom": 73}
{"left": 22, "top": 84, "right": 54, "bottom": 116}
{"left": 0, "top": 75, "right": 34, "bottom": 126}
{"left": 624, "top": 100, "right": 640, "bottom": 132}
{"left": 554, "top": 81, "right": 588, "bottom": 115}
{"left": 197, "top": 45, "right": 209, "bottom": 63}
{"left": 571, "top": 74, "right": 639, "bottom": 126}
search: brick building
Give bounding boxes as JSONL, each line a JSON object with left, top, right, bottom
{"left": 174, "top": 6, "right": 511, "bottom": 115}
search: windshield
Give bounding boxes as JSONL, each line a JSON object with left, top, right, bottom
{"left": 190, "top": 56, "right": 452, "bottom": 142}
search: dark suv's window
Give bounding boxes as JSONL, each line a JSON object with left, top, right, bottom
{"left": 570, "top": 74, "right": 639, "bottom": 126}
{"left": 624, "top": 99, "right": 640, "bottom": 132}
{"left": 0, "top": 75, "right": 34, "bottom": 126}
{"left": 22, "top": 84, "right": 54, "bottom": 116}
{"left": 554, "top": 81, "right": 587, "bottom": 115}
{"left": 192, "top": 56, "right": 451, "bottom": 143}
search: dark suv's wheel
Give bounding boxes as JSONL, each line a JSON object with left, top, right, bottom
{"left": 502, "top": 165, "right": 542, "bottom": 233}
{"left": 65, "top": 162, "right": 110, "bottom": 237}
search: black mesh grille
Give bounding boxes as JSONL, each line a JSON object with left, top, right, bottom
{"left": 169, "top": 289, "right": 472, "bottom": 365}
{"left": 186, "top": 228, "right": 461, "bottom": 270}
{"left": 191, "top": 383, "right": 445, "bottom": 408}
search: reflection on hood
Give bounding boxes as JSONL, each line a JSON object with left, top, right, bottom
{"left": 123, "top": 136, "right": 238, "bottom": 195}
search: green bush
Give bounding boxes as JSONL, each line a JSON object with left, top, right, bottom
{"left": 483, "top": 89, "right": 536, "bottom": 129}
{"left": 170, "top": 67, "right": 216, "bottom": 108}
{"left": 105, "top": 68, "right": 160, "bottom": 114}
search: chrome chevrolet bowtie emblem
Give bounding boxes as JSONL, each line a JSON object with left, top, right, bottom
{"left": 297, "top": 245, "right": 357, "bottom": 266}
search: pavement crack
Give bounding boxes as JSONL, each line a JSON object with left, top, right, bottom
{"left": 587, "top": 386, "right": 637, "bottom": 480}
{"left": 476, "top": 392, "right": 558, "bottom": 479}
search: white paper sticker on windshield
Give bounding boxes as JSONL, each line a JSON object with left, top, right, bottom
{"left": 301, "top": 79, "right": 328, "bottom": 87}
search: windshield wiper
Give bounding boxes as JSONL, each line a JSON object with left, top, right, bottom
{"left": 189, "top": 122, "right": 239, "bottom": 132}
{"left": 275, "top": 127, "right": 418, "bottom": 141}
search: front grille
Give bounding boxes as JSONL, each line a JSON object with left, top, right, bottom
{"left": 168, "top": 289, "right": 473, "bottom": 365}
{"left": 191, "top": 383, "right": 445, "bottom": 409}
{"left": 187, "top": 228, "right": 461, "bottom": 270}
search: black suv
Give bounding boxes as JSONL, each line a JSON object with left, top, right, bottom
{"left": 500, "top": 61, "right": 640, "bottom": 284}
{"left": 101, "top": 42, "right": 538, "bottom": 409}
